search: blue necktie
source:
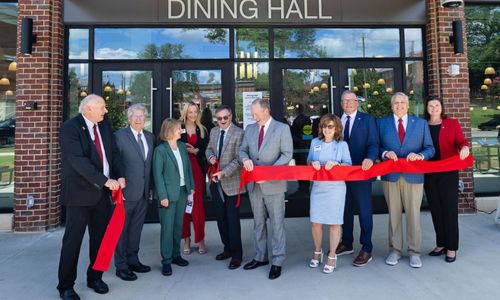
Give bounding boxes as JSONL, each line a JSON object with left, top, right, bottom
{"left": 217, "top": 130, "right": 225, "bottom": 160}
{"left": 343, "top": 116, "right": 351, "bottom": 143}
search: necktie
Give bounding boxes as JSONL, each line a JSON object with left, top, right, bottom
{"left": 343, "top": 116, "right": 351, "bottom": 143}
{"left": 217, "top": 130, "right": 225, "bottom": 160}
{"left": 258, "top": 125, "right": 264, "bottom": 151}
{"left": 93, "top": 125, "right": 104, "bottom": 168}
{"left": 398, "top": 118, "right": 405, "bottom": 144}
{"left": 137, "top": 133, "right": 146, "bottom": 160}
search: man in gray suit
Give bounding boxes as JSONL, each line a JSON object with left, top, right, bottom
{"left": 114, "top": 103, "right": 155, "bottom": 281}
{"left": 206, "top": 105, "right": 245, "bottom": 270}
{"left": 239, "top": 98, "right": 293, "bottom": 280}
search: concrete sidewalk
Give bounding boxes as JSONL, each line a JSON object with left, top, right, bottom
{"left": 0, "top": 212, "right": 498, "bottom": 300}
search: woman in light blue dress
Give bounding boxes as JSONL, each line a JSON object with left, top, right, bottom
{"left": 307, "top": 113, "right": 352, "bottom": 274}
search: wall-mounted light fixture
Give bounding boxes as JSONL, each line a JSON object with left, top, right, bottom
{"left": 449, "top": 20, "right": 464, "bottom": 54}
{"left": 21, "top": 18, "right": 37, "bottom": 55}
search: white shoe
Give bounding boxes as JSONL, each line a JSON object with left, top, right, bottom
{"left": 323, "top": 255, "right": 337, "bottom": 274}
{"left": 385, "top": 252, "right": 402, "bottom": 266}
{"left": 409, "top": 255, "right": 422, "bottom": 268}
{"left": 309, "top": 250, "right": 323, "bottom": 268}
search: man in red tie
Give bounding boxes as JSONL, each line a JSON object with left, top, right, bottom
{"left": 57, "top": 94, "right": 125, "bottom": 300}
{"left": 239, "top": 98, "right": 293, "bottom": 280}
{"left": 377, "top": 92, "right": 435, "bottom": 269}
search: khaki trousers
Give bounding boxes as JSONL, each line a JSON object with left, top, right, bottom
{"left": 382, "top": 177, "right": 423, "bottom": 256}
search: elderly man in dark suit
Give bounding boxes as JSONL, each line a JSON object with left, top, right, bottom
{"left": 239, "top": 98, "right": 293, "bottom": 280}
{"left": 336, "top": 90, "right": 379, "bottom": 267}
{"left": 206, "top": 105, "right": 245, "bottom": 270}
{"left": 113, "top": 103, "right": 155, "bottom": 281}
{"left": 57, "top": 94, "right": 124, "bottom": 300}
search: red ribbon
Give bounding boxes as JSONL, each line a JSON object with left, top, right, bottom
{"left": 92, "top": 188, "right": 125, "bottom": 272}
{"left": 237, "top": 155, "right": 474, "bottom": 207}
{"left": 207, "top": 160, "right": 220, "bottom": 180}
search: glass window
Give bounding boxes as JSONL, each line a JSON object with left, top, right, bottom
{"left": 465, "top": 5, "right": 500, "bottom": 194}
{"left": 274, "top": 28, "right": 400, "bottom": 58}
{"left": 347, "top": 68, "right": 395, "bottom": 118}
{"left": 235, "top": 28, "right": 269, "bottom": 59}
{"left": 406, "top": 61, "right": 425, "bottom": 116}
{"left": 0, "top": 2, "right": 17, "bottom": 211}
{"left": 67, "top": 63, "right": 89, "bottom": 118}
{"left": 68, "top": 28, "right": 89, "bottom": 59}
{"left": 404, "top": 28, "right": 423, "bottom": 57}
{"left": 94, "top": 28, "right": 229, "bottom": 60}
{"left": 235, "top": 62, "right": 269, "bottom": 128}
{"left": 102, "top": 71, "right": 154, "bottom": 131}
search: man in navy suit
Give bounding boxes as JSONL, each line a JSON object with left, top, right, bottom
{"left": 377, "top": 92, "right": 434, "bottom": 269}
{"left": 57, "top": 94, "right": 125, "bottom": 300}
{"left": 336, "top": 91, "right": 379, "bottom": 267}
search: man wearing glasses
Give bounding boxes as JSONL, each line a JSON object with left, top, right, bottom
{"left": 206, "top": 105, "right": 245, "bottom": 269}
{"left": 113, "top": 104, "right": 155, "bottom": 281}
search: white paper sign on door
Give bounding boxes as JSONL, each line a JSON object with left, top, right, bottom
{"left": 243, "top": 91, "right": 262, "bottom": 130}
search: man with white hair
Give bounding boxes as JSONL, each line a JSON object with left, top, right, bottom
{"left": 57, "top": 94, "right": 125, "bottom": 300}
{"left": 113, "top": 104, "right": 154, "bottom": 281}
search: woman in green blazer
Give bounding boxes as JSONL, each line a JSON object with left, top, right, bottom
{"left": 153, "top": 118, "right": 195, "bottom": 276}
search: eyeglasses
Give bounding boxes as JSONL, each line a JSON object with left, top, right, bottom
{"left": 131, "top": 115, "right": 146, "bottom": 120}
{"left": 216, "top": 115, "right": 231, "bottom": 121}
{"left": 342, "top": 98, "right": 358, "bottom": 103}
{"left": 321, "top": 125, "right": 335, "bottom": 129}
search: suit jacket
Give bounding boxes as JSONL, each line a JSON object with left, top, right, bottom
{"left": 153, "top": 141, "right": 195, "bottom": 204}
{"left": 377, "top": 114, "right": 435, "bottom": 184}
{"left": 239, "top": 118, "right": 293, "bottom": 195}
{"left": 435, "top": 118, "right": 469, "bottom": 159}
{"left": 115, "top": 127, "right": 154, "bottom": 201}
{"left": 206, "top": 123, "right": 245, "bottom": 196}
{"left": 345, "top": 111, "right": 379, "bottom": 182}
{"left": 181, "top": 125, "right": 208, "bottom": 174}
{"left": 59, "top": 115, "right": 122, "bottom": 206}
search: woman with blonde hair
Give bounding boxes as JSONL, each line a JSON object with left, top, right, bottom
{"left": 307, "top": 113, "right": 352, "bottom": 274}
{"left": 153, "top": 118, "right": 194, "bottom": 276}
{"left": 179, "top": 101, "right": 209, "bottom": 254}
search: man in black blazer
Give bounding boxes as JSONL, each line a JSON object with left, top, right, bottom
{"left": 57, "top": 94, "right": 124, "bottom": 300}
{"left": 113, "top": 104, "right": 154, "bottom": 281}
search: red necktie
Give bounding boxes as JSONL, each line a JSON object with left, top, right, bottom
{"left": 93, "top": 124, "right": 104, "bottom": 168}
{"left": 398, "top": 119, "right": 405, "bottom": 144}
{"left": 258, "top": 125, "right": 264, "bottom": 151}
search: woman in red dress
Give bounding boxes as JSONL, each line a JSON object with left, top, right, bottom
{"left": 180, "top": 101, "right": 208, "bottom": 254}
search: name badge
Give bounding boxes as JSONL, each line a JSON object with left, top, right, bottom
{"left": 314, "top": 145, "right": 321, "bottom": 152}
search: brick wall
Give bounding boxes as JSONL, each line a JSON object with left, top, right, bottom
{"left": 14, "top": 0, "right": 64, "bottom": 231}
{"left": 426, "top": 0, "right": 475, "bottom": 214}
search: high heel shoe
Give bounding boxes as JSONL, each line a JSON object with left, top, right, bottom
{"left": 445, "top": 251, "right": 457, "bottom": 263}
{"left": 323, "top": 255, "right": 337, "bottom": 274}
{"left": 428, "top": 247, "right": 446, "bottom": 256}
{"left": 309, "top": 250, "right": 323, "bottom": 268}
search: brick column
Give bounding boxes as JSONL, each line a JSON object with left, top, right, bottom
{"left": 426, "top": 0, "right": 474, "bottom": 214}
{"left": 14, "top": 0, "right": 64, "bottom": 231}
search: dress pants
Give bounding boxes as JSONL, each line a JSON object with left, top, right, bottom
{"left": 57, "top": 193, "right": 111, "bottom": 291}
{"left": 382, "top": 177, "right": 423, "bottom": 256}
{"left": 342, "top": 181, "right": 374, "bottom": 252}
{"left": 424, "top": 171, "right": 459, "bottom": 251}
{"left": 114, "top": 197, "right": 148, "bottom": 270}
{"left": 248, "top": 184, "right": 286, "bottom": 266}
{"left": 211, "top": 184, "right": 242, "bottom": 260}
{"left": 159, "top": 186, "right": 187, "bottom": 265}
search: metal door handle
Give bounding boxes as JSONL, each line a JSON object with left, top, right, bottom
{"left": 166, "top": 77, "right": 172, "bottom": 117}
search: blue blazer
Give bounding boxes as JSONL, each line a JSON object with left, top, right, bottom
{"left": 377, "top": 115, "right": 435, "bottom": 184}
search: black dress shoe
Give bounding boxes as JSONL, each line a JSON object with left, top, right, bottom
{"left": 228, "top": 259, "right": 241, "bottom": 270}
{"left": 87, "top": 279, "right": 109, "bottom": 294}
{"left": 172, "top": 256, "right": 189, "bottom": 267}
{"left": 59, "top": 288, "right": 80, "bottom": 300}
{"left": 428, "top": 248, "right": 446, "bottom": 256}
{"left": 216, "top": 251, "right": 232, "bottom": 261}
{"left": 243, "top": 259, "right": 269, "bottom": 270}
{"left": 268, "top": 265, "right": 282, "bottom": 280}
{"left": 162, "top": 264, "right": 172, "bottom": 276}
{"left": 445, "top": 252, "right": 457, "bottom": 263}
{"left": 129, "top": 262, "right": 151, "bottom": 273}
{"left": 116, "top": 269, "right": 137, "bottom": 281}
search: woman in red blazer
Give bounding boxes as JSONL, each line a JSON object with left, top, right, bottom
{"left": 424, "top": 96, "right": 470, "bottom": 263}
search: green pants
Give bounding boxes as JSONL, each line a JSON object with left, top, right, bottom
{"left": 159, "top": 186, "right": 188, "bottom": 265}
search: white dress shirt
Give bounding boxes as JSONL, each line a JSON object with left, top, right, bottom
{"left": 393, "top": 114, "right": 408, "bottom": 131}
{"left": 83, "top": 115, "right": 110, "bottom": 178}
{"left": 130, "top": 127, "right": 149, "bottom": 159}
{"left": 341, "top": 110, "right": 358, "bottom": 137}
{"left": 172, "top": 148, "right": 185, "bottom": 186}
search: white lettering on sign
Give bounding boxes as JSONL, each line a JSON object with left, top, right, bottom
{"left": 165, "top": 0, "right": 332, "bottom": 20}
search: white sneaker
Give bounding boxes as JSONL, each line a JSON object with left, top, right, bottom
{"left": 409, "top": 255, "right": 422, "bottom": 268}
{"left": 385, "top": 252, "right": 401, "bottom": 266}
